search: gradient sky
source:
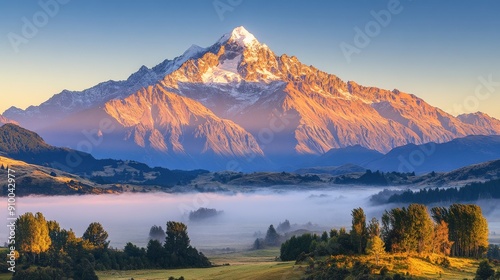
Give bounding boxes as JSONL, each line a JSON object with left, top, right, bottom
{"left": 1, "top": 0, "right": 499, "bottom": 119}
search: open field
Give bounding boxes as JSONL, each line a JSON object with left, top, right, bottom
{"left": 97, "top": 248, "right": 304, "bottom": 280}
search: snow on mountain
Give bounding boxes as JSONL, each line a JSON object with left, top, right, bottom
{"left": 3, "top": 44, "right": 206, "bottom": 130}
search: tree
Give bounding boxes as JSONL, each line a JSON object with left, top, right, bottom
{"left": 368, "top": 217, "right": 381, "bottom": 238}
{"left": 433, "top": 220, "right": 453, "bottom": 256}
{"left": 432, "top": 204, "right": 488, "bottom": 257}
{"left": 16, "top": 212, "right": 51, "bottom": 262}
{"left": 277, "top": 219, "right": 291, "bottom": 233}
{"left": 350, "top": 208, "right": 368, "bottom": 254}
{"left": 82, "top": 222, "right": 109, "bottom": 249}
{"left": 475, "top": 260, "right": 495, "bottom": 280}
{"left": 407, "top": 204, "right": 434, "bottom": 254}
{"left": 366, "top": 236, "right": 385, "bottom": 265}
{"left": 146, "top": 239, "right": 164, "bottom": 267}
{"left": 265, "top": 225, "right": 280, "bottom": 246}
{"left": 149, "top": 225, "right": 166, "bottom": 242}
{"left": 164, "top": 221, "right": 190, "bottom": 256}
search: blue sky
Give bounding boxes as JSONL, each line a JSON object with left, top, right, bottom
{"left": 1, "top": 0, "right": 499, "bottom": 118}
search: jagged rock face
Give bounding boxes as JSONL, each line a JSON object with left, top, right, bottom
{"left": 103, "top": 85, "right": 263, "bottom": 159}
{"left": 3, "top": 26, "right": 500, "bottom": 170}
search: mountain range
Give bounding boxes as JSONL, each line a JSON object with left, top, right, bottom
{"left": 3, "top": 27, "right": 500, "bottom": 171}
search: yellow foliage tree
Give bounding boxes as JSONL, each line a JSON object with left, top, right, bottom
{"left": 16, "top": 212, "right": 51, "bottom": 262}
{"left": 366, "top": 236, "right": 385, "bottom": 265}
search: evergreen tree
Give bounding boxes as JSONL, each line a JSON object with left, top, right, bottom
{"left": 367, "top": 217, "right": 381, "bottom": 238}
{"left": 350, "top": 208, "right": 368, "bottom": 254}
{"left": 475, "top": 260, "right": 495, "bottom": 280}
{"left": 265, "top": 225, "right": 280, "bottom": 246}
{"left": 82, "top": 222, "right": 109, "bottom": 249}
{"left": 165, "top": 221, "right": 191, "bottom": 256}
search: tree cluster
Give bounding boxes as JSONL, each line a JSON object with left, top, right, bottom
{"left": 12, "top": 212, "right": 210, "bottom": 279}
{"left": 279, "top": 203, "right": 489, "bottom": 276}
{"left": 188, "top": 207, "right": 223, "bottom": 221}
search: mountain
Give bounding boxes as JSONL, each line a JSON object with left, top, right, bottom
{"left": 4, "top": 27, "right": 500, "bottom": 171}
{"left": 364, "top": 135, "right": 500, "bottom": 173}
{"left": 310, "top": 145, "right": 383, "bottom": 167}
{"left": 457, "top": 112, "right": 500, "bottom": 134}
{"left": 0, "top": 115, "right": 17, "bottom": 125}
{"left": 3, "top": 45, "right": 207, "bottom": 131}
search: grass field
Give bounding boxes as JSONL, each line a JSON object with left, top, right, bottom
{"left": 0, "top": 248, "right": 495, "bottom": 279}
{"left": 97, "top": 248, "right": 304, "bottom": 280}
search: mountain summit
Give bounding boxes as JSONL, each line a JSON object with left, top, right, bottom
{"left": 218, "top": 26, "right": 260, "bottom": 48}
{"left": 4, "top": 27, "right": 500, "bottom": 171}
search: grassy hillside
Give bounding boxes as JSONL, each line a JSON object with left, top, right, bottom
{"left": 0, "top": 156, "right": 116, "bottom": 195}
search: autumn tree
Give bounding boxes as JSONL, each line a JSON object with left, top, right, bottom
{"left": 16, "top": 212, "right": 51, "bottom": 262}
{"left": 381, "top": 204, "right": 433, "bottom": 254}
{"left": 350, "top": 207, "right": 368, "bottom": 254}
{"left": 82, "top": 222, "right": 109, "bottom": 249}
{"left": 433, "top": 220, "right": 453, "bottom": 256}
{"left": 366, "top": 236, "right": 385, "bottom": 265}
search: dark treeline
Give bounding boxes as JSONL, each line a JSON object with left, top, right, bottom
{"left": 7, "top": 212, "right": 210, "bottom": 279}
{"left": 280, "top": 204, "right": 489, "bottom": 279}
{"left": 387, "top": 179, "right": 500, "bottom": 204}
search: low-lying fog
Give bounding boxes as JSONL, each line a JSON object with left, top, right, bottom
{"left": 2, "top": 187, "right": 500, "bottom": 251}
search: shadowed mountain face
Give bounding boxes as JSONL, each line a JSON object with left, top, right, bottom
{"left": 364, "top": 135, "right": 500, "bottom": 174}
{"left": 4, "top": 27, "right": 500, "bottom": 171}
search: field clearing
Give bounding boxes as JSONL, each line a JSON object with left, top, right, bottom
{"left": 97, "top": 248, "right": 304, "bottom": 280}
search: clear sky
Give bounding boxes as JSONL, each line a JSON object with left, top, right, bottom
{"left": 1, "top": 0, "right": 499, "bottom": 119}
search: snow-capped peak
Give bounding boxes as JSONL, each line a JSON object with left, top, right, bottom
{"left": 217, "top": 26, "right": 260, "bottom": 48}
{"left": 182, "top": 44, "right": 205, "bottom": 58}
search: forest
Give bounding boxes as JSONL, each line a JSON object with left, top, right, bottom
{"left": 386, "top": 179, "right": 500, "bottom": 204}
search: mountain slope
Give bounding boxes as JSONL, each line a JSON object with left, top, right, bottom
{"left": 101, "top": 85, "right": 264, "bottom": 169}
{"left": 311, "top": 145, "right": 384, "bottom": 167}
{"left": 0, "top": 155, "right": 114, "bottom": 196}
